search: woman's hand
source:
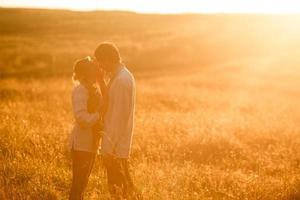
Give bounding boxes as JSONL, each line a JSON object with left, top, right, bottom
{"left": 92, "top": 118, "right": 104, "bottom": 138}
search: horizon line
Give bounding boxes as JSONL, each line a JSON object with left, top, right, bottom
{"left": 1, "top": 5, "right": 300, "bottom": 15}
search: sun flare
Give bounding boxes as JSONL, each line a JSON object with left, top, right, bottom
{"left": 2, "top": 0, "right": 300, "bottom": 198}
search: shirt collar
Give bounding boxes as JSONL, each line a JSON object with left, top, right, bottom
{"left": 110, "top": 63, "right": 124, "bottom": 79}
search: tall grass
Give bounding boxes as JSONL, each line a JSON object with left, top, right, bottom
{"left": 1, "top": 8, "right": 300, "bottom": 199}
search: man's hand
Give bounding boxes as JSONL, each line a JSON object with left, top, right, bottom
{"left": 96, "top": 67, "right": 105, "bottom": 83}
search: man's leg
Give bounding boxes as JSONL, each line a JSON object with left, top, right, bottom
{"left": 103, "top": 155, "right": 124, "bottom": 199}
{"left": 120, "top": 159, "right": 134, "bottom": 196}
{"left": 121, "top": 159, "right": 143, "bottom": 199}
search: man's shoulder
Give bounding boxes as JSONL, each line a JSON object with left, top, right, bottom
{"left": 115, "top": 67, "right": 135, "bottom": 84}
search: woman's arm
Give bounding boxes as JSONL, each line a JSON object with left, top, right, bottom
{"left": 72, "top": 86, "right": 100, "bottom": 128}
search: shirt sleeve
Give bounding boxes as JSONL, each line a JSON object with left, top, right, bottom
{"left": 109, "top": 78, "right": 133, "bottom": 145}
{"left": 72, "top": 87, "right": 100, "bottom": 128}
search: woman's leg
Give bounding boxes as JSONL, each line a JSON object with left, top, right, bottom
{"left": 69, "top": 150, "right": 96, "bottom": 200}
{"left": 69, "top": 150, "right": 81, "bottom": 200}
{"left": 81, "top": 152, "right": 96, "bottom": 197}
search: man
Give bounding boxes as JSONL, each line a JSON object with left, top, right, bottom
{"left": 94, "top": 42, "right": 136, "bottom": 198}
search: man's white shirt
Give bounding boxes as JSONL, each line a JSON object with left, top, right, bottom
{"left": 101, "top": 65, "right": 136, "bottom": 158}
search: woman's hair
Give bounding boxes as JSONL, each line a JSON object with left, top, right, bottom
{"left": 72, "top": 56, "right": 95, "bottom": 83}
{"left": 94, "top": 42, "right": 121, "bottom": 64}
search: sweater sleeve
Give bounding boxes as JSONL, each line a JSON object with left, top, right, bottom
{"left": 72, "top": 86, "right": 100, "bottom": 128}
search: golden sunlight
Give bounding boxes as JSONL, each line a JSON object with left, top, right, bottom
{"left": 2, "top": 0, "right": 300, "bottom": 13}
{"left": 2, "top": 0, "right": 300, "bottom": 199}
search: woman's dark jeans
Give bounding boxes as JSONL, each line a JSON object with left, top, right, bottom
{"left": 69, "top": 150, "right": 96, "bottom": 200}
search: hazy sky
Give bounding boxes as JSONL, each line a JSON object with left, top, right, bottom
{"left": 1, "top": 0, "right": 300, "bottom": 13}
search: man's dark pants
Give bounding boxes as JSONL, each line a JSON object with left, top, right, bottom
{"left": 103, "top": 155, "right": 134, "bottom": 198}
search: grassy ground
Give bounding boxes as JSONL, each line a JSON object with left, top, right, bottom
{"left": 1, "top": 8, "right": 300, "bottom": 199}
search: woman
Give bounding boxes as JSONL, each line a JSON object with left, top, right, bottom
{"left": 69, "top": 56, "right": 106, "bottom": 200}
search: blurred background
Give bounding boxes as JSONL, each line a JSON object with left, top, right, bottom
{"left": 1, "top": 1, "right": 300, "bottom": 199}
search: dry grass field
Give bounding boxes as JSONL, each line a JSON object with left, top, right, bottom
{"left": 1, "top": 8, "right": 300, "bottom": 199}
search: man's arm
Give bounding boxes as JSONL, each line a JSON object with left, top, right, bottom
{"left": 109, "top": 78, "right": 133, "bottom": 148}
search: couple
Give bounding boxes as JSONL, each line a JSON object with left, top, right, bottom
{"left": 69, "top": 42, "right": 136, "bottom": 199}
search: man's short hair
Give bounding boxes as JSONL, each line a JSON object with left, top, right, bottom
{"left": 94, "top": 42, "right": 121, "bottom": 63}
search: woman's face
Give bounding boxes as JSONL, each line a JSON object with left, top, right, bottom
{"left": 84, "top": 64, "right": 97, "bottom": 85}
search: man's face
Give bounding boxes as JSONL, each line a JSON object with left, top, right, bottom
{"left": 95, "top": 58, "right": 111, "bottom": 72}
